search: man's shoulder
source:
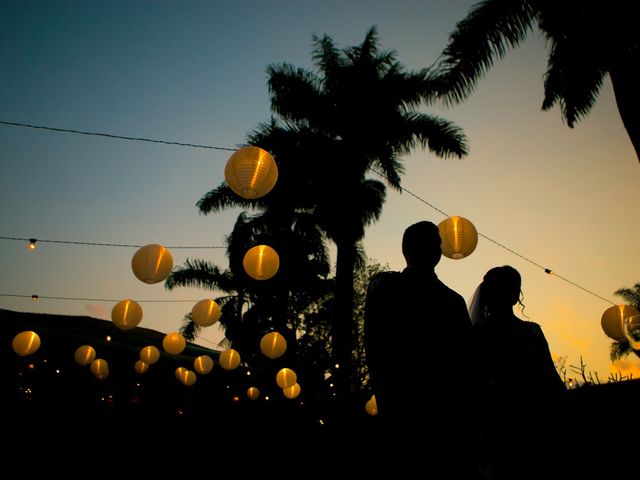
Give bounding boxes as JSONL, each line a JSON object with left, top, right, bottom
{"left": 367, "top": 271, "right": 403, "bottom": 292}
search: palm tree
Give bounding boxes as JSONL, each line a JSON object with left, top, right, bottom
{"left": 434, "top": 0, "right": 640, "bottom": 162}
{"left": 610, "top": 282, "right": 640, "bottom": 361}
{"left": 199, "top": 26, "right": 467, "bottom": 393}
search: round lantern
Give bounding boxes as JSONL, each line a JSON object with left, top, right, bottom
{"left": 176, "top": 369, "right": 197, "bottom": 386}
{"left": 111, "top": 299, "right": 143, "bottom": 330}
{"left": 219, "top": 348, "right": 241, "bottom": 370}
{"left": 74, "top": 345, "right": 96, "bottom": 366}
{"left": 12, "top": 331, "right": 41, "bottom": 357}
{"left": 624, "top": 315, "right": 640, "bottom": 350}
{"left": 224, "top": 146, "right": 278, "bottom": 199}
{"left": 140, "top": 345, "right": 160, "bottom": 364}
{"left": 243, "top": 245, "right": 280, "bottom": 280}
{"left": 134, "top": 360, "right": 149, "bottom": 374}
{"left": 162, "top": 332, "right": 186, "bottom": 355}
{"left": 191, "top": 299, "right": 221, "bottom": 327}
{"left": 438, "top": 216, "right": 478, "bottom": 260}
{"left": 601, "top": 304, "right": 640, "bottom": 341}
{"left": 365, "top": 395, "right": 378, "bottom": 416}
{"left": 260, "top": 331, "right": 287, "bottom": 359}
{"left": 90, "top": 359, "right": 109, "bottom": 379}
{"left": 276, "top": 368, "right": 297, "bottom": 389}
{"left": 247, "top": 387, "right": 260, "bottom": 401}
{"left": 131, "top": 244, "right": 174, "bottom": 284}
{"left": 283, "top": 383, "right": 301, "bottom": 399}
{"left": 175, "top": 367, "right": 187, "bottom": 381}
{"left": 194, "top": 355, "right": 214, "bottom": 374}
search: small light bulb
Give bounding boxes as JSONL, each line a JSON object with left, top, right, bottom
{"left": 28, "top": 239, "right": 37, "bottom": 250}
{"left": 31, "top": 294, "right": 38, "bottom": 301}
{"left": 106, "top": 335, "right": 112, "bottom": 342}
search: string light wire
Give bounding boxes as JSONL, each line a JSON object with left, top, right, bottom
{"left": 0, "top": 120, "right": 616, "bottom": 305}
{"left": 0, "top": 236, "right": 225, "bottom": 249}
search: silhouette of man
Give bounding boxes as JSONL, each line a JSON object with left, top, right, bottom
{"left": 364, "top": 221, "right": 476, "bottom": 474}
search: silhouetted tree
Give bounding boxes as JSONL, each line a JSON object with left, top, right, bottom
{"left": 197, "top": 27, "right": 467, "bottom": 397}
{"left": 435, "top": 0, "right": 640, "bottom": 162}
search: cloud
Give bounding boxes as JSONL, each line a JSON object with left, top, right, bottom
{"left": 85, "top": 303, "right": 109, "bottom": 320}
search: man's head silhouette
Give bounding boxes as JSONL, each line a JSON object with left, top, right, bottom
{"left": 402, "top": 221, "right": 442, "bottom": 270}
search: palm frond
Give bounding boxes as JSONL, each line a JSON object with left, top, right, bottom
{"left": 197, "top": 184, "right": 256, "bottom": 215}
{"left": 614, "top": 283, "right": 640, "bottom": 310}
{"left": 165, "top": 259, "right": 229, "bottom": 292}
{"left": 179, "top": 313, "right": 201, "bottom": 342}
{"left": 610, "top": 338, "right": 634, "bottom": 362}
{"left": 542, "top": 36, "right": 605, "bottom": 127}
{"left": 402, "top": 112, "right": 469, "bottom": 158}
{"left": 435, "top": 0, "right": 537, "bottom": 105}
{"left": 266, "top": 63, "right": 325, "bottom": 124}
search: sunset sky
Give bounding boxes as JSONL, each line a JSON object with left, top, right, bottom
{"left": 1, "top": 0, "right": 638, "bottom": 382}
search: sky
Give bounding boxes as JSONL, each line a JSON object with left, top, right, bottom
{"left": 1, "top": 0, "right": 638, "bottom": 383}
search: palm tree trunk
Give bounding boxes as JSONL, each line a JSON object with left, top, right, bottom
{"left": 610, "top": 61, "right": 640, "bottom": 163}
{"left": 333, "top": 236, "right": 357, "bottom": 399}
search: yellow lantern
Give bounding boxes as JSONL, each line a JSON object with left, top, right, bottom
{"left": 243, "top": 245, "right": 280, "bottom": 280}
{"left": 260, "top": 331, "right": 287, "bottom": 359}
{"left": 194, "top": 355, "right": 214, "bottom": 374}
{"left": 175, "top": 366, "right": 187, "bottom": 380}
{"left": 12, "top": 331, "right": 41, "bottom": 357}
{"left": 276, "top": 367, "right": 297, "bottom": 389}
{"left": 134, "top": 360, "right": 149, "bottom": 374}
{"left": 90, "top": 359, "right": 109, "bottom": 379}
{"left": 191, "top": 299, "right": 221, "bottom": 327}
{"left": 283, "top": 383, "right": 301, "bottom": 399}
{"left": 601, "top": 304, "right": 640, "bottom": 341}
{"left": 224, "top": 146, "right": 278, "bottom": 199}
{"left": 247, "top": 387, "right": 260, "bottom": 400}
{"left": 162, "top": 332, "right": 186, "bottom": 355}
{"left": 131, "top": 244, "right": 174, "bottom": 284}
{"left": 219, "top": 348, "right": 241, "bottom": 370}
{"left": 438, "top": 216, "right": 478, "bottom": 260}
{"left": 365, "top": 395, "right": 378, "bottom": 416}
{"left": 74, "top": 345, "right": 96, "bottom": 366}
{"left": 140, "top": 345, "right": 160, "bottom": 364}
{"left": 176, "top": 368, "right": 197, "bottom": 386}
{"left": 111, "top": 299, "right": 143, "bottom": 330}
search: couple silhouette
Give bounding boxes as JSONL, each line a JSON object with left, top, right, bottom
{"left": 364, "top": 220, "right": 565, "bottom": 479}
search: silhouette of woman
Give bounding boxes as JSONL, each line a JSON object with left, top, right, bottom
{"left": 469, "top": 265, "right": 565, "bottom": 480}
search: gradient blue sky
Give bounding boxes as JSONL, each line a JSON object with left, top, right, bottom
{"left": 1, "top": 0, "right": 638, "bottom": 381}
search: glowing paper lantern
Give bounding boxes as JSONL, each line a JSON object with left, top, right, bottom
{"left": 191, "top": 299, "right": 221, "bottom": 327}
{"left": 131, "top": 244, "right": 174, "bottom": 284}
{"left": 140, "top": 345, "right": 160, "bottom": 364}
{"left": 162, "top": 332, "right": 186, "bottom": 355}
{"left": 175, "top": 367, "right": 187, "bottom": 380}
{"left": 365, "top": 395, "right": 378, "bottom": 416}
{"left": 194, "top": 355, "right": 214, "bottom": 374}
{"left": 243, "top": 245, "right": 280, "bottom": 280}
{"left": 247, "top": 387, "right": 260, "bottom": 400}
{"left": 260, "top": 331, "right": 287, "bottom": 359}
{"left": 90, "top": 359, "right": 109, "bottom": 379}
{"left": 176, "top": 368, "right": 197, "bottom": 386}
{"left": 283, "top": 383, "right": 301, "bottom": 399}
{"left": 601, "top": 305, "right": 640, "bottom": 341}
{"left": 12, "top": 331, "right": 41, "bottom": 357}
{"left": 224, "top": 146, "right": 278, "bottom": 199}
{"left": 624, "top": 315, "right": 640, "bottom": 350}
{"left": 111, "top": 299, "right": 143, "bottom": 330}
{"left": 74, "top": 345, "right": 96, "bottom": 366}
{"left": 438, "top": 216, "right": 478, "bottom": 260}
{"left": 276, "top": 368, "right": 297, "bottom": 389}
{"left": 219, "top": 348, "right": 241, "bottom": 370}
{"left": 134, "top": 360, "right": 149, "bottom": 374}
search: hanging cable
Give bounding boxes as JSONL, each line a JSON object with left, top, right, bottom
{"left": 0, "top": 120, "right": 237, "bottom": 151}
{"left": 0, "top": 293, "right": 200, "bottom": 303}
{"left": 0, "top": 236, "right": 225, "bottom": 249}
